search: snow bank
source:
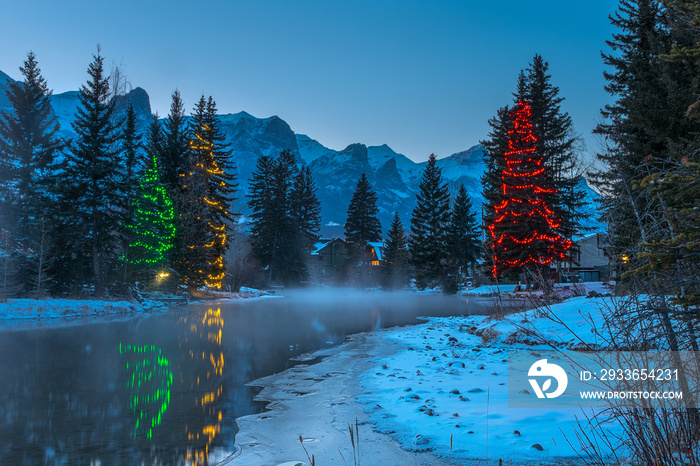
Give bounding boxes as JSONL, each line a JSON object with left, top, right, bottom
{"left": 236, "top": 287, "right": 272, "bottom": 298}
{"left": 359, "top": 296, "right": 622, "bottom": 464}
{"left": 0, "top": 298, "right": 138, "bottom": 320}
{"left": 190, "top": 286, "right": 275, "bottom": 301}
{"left": 463, "top": 284, "right": 519, "bottom": 295}
{"left": 0, "top": 298, "right": 142, "bottom": 331}
{"left": 464, "top": 281, "right": 612, "bottom": 297}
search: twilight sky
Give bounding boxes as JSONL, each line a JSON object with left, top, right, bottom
{"left": 0, "top": 0, "right": 618, "bottom": 163}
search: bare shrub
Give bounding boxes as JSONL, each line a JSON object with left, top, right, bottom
{"left": 479, "top": 326, "right": 500, "bottom": 345}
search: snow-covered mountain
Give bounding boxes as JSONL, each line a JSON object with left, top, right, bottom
{"left": 0, "top": 71, "right": 604, "bottom": 238}
{"left": 0, "top": 70, "right": 15, "bottom": 113}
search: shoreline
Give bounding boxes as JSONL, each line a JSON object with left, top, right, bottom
{"left": 229, "top": 292, "right": 614, "bottom": 465}
{"left": 0, "top": 288, "right": 274, "bottom": 332}
{"left": 229, "top": 330, "right": 461, "bottom": 466}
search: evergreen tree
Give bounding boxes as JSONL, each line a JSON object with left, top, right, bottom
{"left": 481, "top": 106, "right": 513, "bottom": 277}
{"left": 579, "top": 3, "right": 700, "bottom": 460}
{"left": 448, "top": 184, "right": 481, "bottom": 278}
{"left": 158, "top": 92, "right": 190, "bottom": 283}
{"left": 344, "top": 173, "right": 382, "bottom": 261}
{"left": 482, "top": 56, "right": 587, "bottom": 281}
{"left": 649, "top": 0, "right": 700, "bottom": 311}
{"left": 409, "top": 154, "right": 452, "bottom": 290}
{"left": 482, "top": 56, "right": 587, "bottom": 282}
{"left": 599, "top": 0, "right": 700, "bottom": 318}
{"left": 634, "top": 158, "right": 700, "bottom": 308}
{"left": 520, "top": 55, "right": 585, "bottom": 246}
{"left": 382, "top": 212, "right": 410, "bottom": 290}
{"left": 662, "top": 0, "right": 700, "bottom": 116}
{"left": 0, "top": 52, "right": 64, "bottom": 294}
{"left": 145, "top": 113, "right": 163, "bottom": 165}
{"left": 57, "top": 49, "right": 121, "bottom": 295}
{"left": 486, "top": 101, "right": 571, "bottom": 280}
{"left": 119, "top": 104, "right": 142, "bottom": 282}
{"left": 159, "top": 90, "right": 190, "bottom": 194}
{"left": 248, "top": 154, "right": 277, "bottom": 280}
{"left": 290, "top": 165, "right": 322, "bottom": 252}
{"left": 247, "top": 150, "right": 310, "bottom": 285}
{"left": 126, "top": 154, "right": 176, "bottom": 272}
{"left": 593, "top": 0, "right": 696, "bottom": 260}
{"left": 273, "top": 150, "right": 306, "bottom": 282}
{"left": 179, "top": 96, "right": 236, "bottom": 289}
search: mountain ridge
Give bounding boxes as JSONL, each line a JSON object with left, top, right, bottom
{"left": 0, "top": 70, "right": 603, "bottom": 238}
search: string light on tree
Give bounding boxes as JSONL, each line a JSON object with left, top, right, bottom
{"left": 178, "top": 96, "right": 235, "bottom": 289}
{"left": 188, "top": 123, "right": 228, "bottom": 289}
{"left": 127, "top": 154, "right": 176, "bottom": 267}
{"left": 487, "top": 100, "right": 571, "bottom": 278}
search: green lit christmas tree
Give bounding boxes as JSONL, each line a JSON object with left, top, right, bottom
{"left": 127, "top": 154, "right": 176, "bottom": 268}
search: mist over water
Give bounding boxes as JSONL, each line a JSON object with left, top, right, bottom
{"left": 0, "top": 289, "right": 487, "bottom": 465}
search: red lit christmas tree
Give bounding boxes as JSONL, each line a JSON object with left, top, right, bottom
{"left": 487, "top": 100, "right": 571, "bottom": 278}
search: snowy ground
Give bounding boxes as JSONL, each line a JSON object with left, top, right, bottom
{"left": 229, "top": 333, "right": 461, "bottom": 466}
{"left": 463, "top": 284, "right": 519, "bottom": 295}
{"left": 358, "top": 295, "right": 622, "bottom": 465}
{"left": 232, "top": 285, "right": 624, "bottom": 466}
{"left": 0, "top": 287, "right": 273, "bottom": 332}
{"left": 0, "top": 298, "right": 142, "bottom": 331}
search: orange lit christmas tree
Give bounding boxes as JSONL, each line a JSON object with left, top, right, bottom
{"left": 487, "top": 100, "right": 571, "bottom": 278}
{"left": 188, "top": 123, "right": 227, "bottom": 289}
{"left": 179, "top": 96, "right": 235, "bottom": 290}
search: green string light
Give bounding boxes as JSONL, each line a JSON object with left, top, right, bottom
{"left": 126, "top": 154, "right": 177, "bottom": 266}
{"left": 120, "top": 343, "right": 173, "bottom": 439}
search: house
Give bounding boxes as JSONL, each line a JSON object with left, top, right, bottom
{"left": 309, "top": 238, "right": 384, "bottom": 283}
{"left": 366, "top": 242, "right": 384, "bottom": 266}
{"left": 309, "top": 238, "right": 349, "bottom": 283}
{"left": 570, "top": 233, "right": 610, "bottom": 282}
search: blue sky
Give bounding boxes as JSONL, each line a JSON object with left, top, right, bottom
{"left": 0, "top": 0, "right": 618, "bottom": 163}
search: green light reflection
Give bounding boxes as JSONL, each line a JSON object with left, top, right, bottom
{"left": 120, "top": 343, "right": 173, "bottom": 440}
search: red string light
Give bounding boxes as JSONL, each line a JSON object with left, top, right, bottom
{"left": 488, "top": 100, "right": 571, "bottom": 278}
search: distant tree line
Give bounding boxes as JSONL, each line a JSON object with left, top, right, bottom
{"left": 0, "top": 48, "right": 585, "bottom": 298}
{"left": 0, "top": 49, "right": 237, "bottom": 297}
{"left": 0, "top": 48, "right": 610, "bottom": 300}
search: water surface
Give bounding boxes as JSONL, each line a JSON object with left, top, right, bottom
{"left": 0, "top": 290, "right": 487, "bottom": 465}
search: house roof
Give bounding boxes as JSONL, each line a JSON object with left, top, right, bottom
{"left": 575, "top": 232, "right": 608, "bottom": 243}
{"left": 368, "top": 242, "right": 384, "bottom": 261}
{"left": 311, "top": 241, "right": 331, "bottom": 255}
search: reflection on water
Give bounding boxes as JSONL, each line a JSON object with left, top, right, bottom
{"left": 0, "top": 291, "right": 486, "bottom": 465}
{"left": 180, "top": 308, "right": 224, "bottom": 465}
{"left": 0, "top": 307, "right": 231, "bottom": 465}
{"left": 120, "top": 343, "right": 173, "bottom": 440}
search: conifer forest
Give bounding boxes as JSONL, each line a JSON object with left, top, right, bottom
{"left": 1, "top": 1, "right": 700, "bottom": 465}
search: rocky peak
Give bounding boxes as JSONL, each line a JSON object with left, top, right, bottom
{"left": 375, "top": 157, "right": 406, "bottom": 191}
{"left": 113, "top": 87, "right": 151, "bottom": 116}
